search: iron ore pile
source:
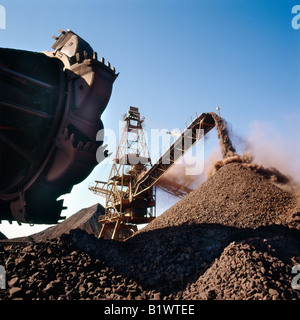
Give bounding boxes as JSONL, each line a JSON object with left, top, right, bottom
{"left": 0, "top": 116, "right": 300, "bottom": 300}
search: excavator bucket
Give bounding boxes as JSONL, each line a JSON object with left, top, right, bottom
{"left": 0, "top": 29, "right": 118, "bottom": 224}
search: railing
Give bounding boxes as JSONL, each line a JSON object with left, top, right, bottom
{"left": 150, "top": 111, "right": 200, "bottom": 165}
{"left": 133, "top": 112, "right": 215, "bottom": 197}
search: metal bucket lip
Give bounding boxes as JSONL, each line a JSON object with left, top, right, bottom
{"left": 0, "top": 29, "right": 118, "bottom": 224}
{"left": 0, "top": 52, "right": 67, "bottom": 199}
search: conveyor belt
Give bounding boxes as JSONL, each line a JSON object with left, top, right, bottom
{"left": 133, "top": 112, "right": 215, "bottom": 196}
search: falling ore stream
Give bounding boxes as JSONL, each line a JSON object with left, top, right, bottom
{"left": 157, "top": 112, "right": 291, "bottom": 198}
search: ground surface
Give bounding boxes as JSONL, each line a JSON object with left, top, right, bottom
{"left": 0, "top": 162, "right": 299, "bottom": 300}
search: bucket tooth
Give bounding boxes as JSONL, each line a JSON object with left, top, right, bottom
{"left": 83, "top": 141, "right": 92, "bottom": 151}
{"left": 69, "top": 133, "right": 75, "bottom": 146}
{"left": 76, "top": 141, "right": 84, "bottom": 150}
{"left": 63, "top": 128, "right": 68, "bottom": 140}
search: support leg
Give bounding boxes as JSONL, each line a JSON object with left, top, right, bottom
{"left": 111, "top": 219, "right": 121, "bottom": 240}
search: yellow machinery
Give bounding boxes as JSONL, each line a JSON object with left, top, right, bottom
{"left": 89, "top": 107, "right": 215, "bottom": 240}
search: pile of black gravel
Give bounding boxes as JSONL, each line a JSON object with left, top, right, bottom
{"left": 0, "top": 234, "right": 157, "bottom": 300}
{"left": 0, "top": 162, "right": 299, "bottom": 300}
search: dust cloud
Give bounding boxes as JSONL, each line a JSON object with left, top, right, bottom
{"left": 207, "top": 113, "right": 292, "bottom": 185}
{"left": 156, "top": 159, "right": 205, "bottom": 198}
{"left": 158, "top": 113, "right": 297, "bottom": 199}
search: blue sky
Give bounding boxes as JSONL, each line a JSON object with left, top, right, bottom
{"left": 1, "top": 0, "right": 300, "bottom": 237}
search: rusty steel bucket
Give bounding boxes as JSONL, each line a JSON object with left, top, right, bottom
{"left": 0, "top": 29, "right": 118, "bottom": 224}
